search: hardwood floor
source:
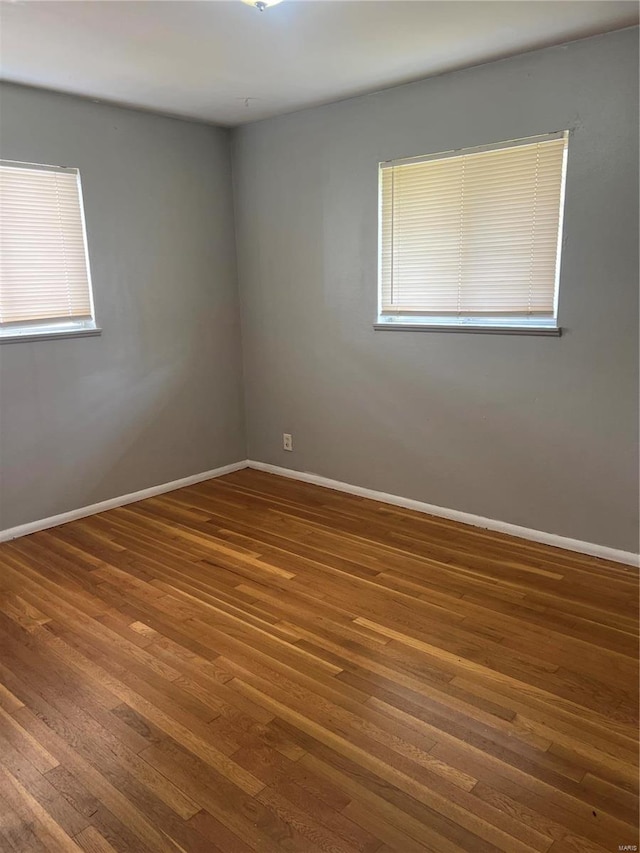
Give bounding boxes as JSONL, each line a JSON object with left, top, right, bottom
{"left": 0, "top": 468, "right": 637, "bottom": 853}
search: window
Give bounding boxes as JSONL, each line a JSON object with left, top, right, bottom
{"left": 377, "top": 132, "right": 568, "bottom": 334}
{"left": 0, "top": 160, "right": 99, "bottom": 342}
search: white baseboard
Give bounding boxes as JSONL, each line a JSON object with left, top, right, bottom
{"left": 247, "top": 460, "right": 639, "bottom": 568}
{"left": 2, "top": 457, "right": 637, "bottom": 568}
{"left": 0, "top": 460, "right": 249, "bottom": 543}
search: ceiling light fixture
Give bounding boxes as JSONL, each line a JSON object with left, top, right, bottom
{"left": 241, "top": 0, "right": 283, "bottom": 10}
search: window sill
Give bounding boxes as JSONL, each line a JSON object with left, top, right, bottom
{"left": 0, "top": 326, "right": 102, "bottom": 344}
{"left": 374, "top": 322, "right": 561, "bottom": 337}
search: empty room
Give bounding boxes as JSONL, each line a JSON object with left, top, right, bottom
{"left": 0, "top": 1, "right": 638, "bottom": 851}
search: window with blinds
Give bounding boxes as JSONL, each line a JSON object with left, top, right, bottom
{"left": 0, "top": 160, "right": 98, "bottom": 341}
{"left": 378, "top": 132, "right": 568, "bottom": 332}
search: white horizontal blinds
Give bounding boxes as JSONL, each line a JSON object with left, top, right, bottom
{"left": 380, "top": 134, "right": 567, "bottom": 317}
{"left": 0, "top": 162, "right": 93, "bottom": 325}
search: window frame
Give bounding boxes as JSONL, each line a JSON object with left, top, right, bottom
{"left": 0, "top": 159, "right": 101, "bottom": 344}
{"left": 375, "top": 132, "right": 569, "bottom": 336}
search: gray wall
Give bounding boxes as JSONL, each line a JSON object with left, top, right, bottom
{"left": 233, "top": 28, "right": 639, "bottom": 552}
{"left": 0, "top": 83, "right": 246, "bottom": 530}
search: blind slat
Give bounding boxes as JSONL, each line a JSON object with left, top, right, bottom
{"left": 380, "top": 134, "right": 568, "bottom": 318}
{"left": 0, "top": 162, "right": 94, "bottom": 325}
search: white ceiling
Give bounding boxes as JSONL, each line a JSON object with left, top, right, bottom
{"left": 1, "top": 1, "right": 637, "bottom": 126}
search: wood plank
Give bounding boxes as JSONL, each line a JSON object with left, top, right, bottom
{"left": 0, "top": 469, "right": 637, "bottom": 852}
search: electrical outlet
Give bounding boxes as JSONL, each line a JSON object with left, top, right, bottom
{"left": 283, "top": 433, "right": 293, "bottom": 451}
